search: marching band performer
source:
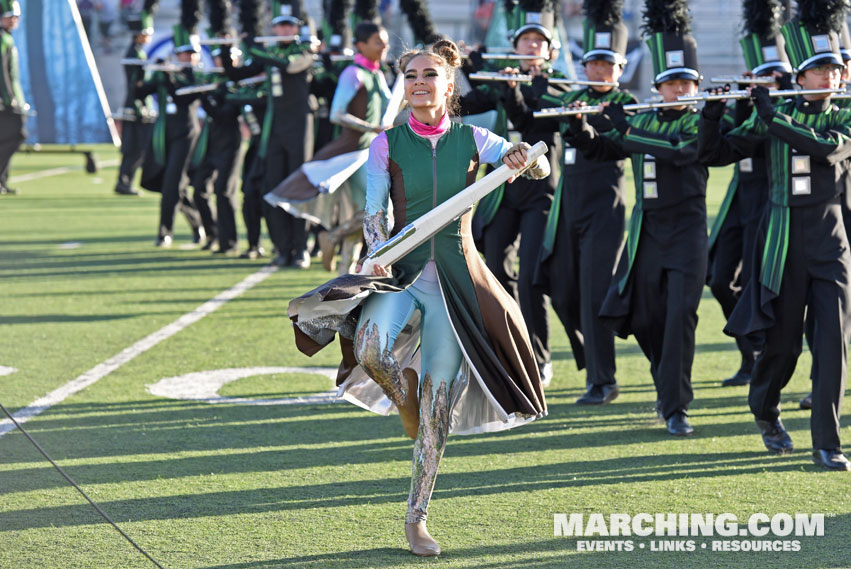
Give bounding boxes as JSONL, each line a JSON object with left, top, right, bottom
{"left": 0, "top": 0, "right": 24, "bottom": 197}
{"left": 188, "top": 1, "right": 244, "bottom": 255}
{"left": 138, "top": 2, "right": 205, "bottom": 247}
{"left": 461, "top": 0, "right": 565, "bottom": 386}
{"left": 533, "top": 0, "right": 637, "bottom": 404}
{"left": 707, "top": 0, "right": 792, "bottom": 388}
{"left": 223, "top": 0, "right": 315, "bottom": 267}
{"left": 113, "top": 2, "right": 157, "bottom": 197}
{"left": 699, "top": 0, "right": 851, "bottom": 470}
{"left": 287, "top": 39, "right": 546, "bottom": 556}
{"left": 565, "top": 0, "right": 707, "bottom": 436}
{"left": 266, "top": 0, "right": 391, "bottom": 275}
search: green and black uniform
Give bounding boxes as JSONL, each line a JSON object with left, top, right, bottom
{"left": 138, "top": 69, "right": 203, "bottom": 240}
{"left": 189, "top": 80, "right": 246, "bottom": 252}
{"left": 0, "top": 25, "right": 25, "bottom": 193}
{"left": 699, "top": 97, "right": 851, "bottom": 452}
{"left": 570, "top": 105, "right": 708, "bottom": 421}
{"left": 460, "top": 64, "right": 567, "bottom": 374}
{"left": 114, "top": 39, "right": 154, "bottom": 194}
{"left": 535, "top": 86, "right": 637, "bottom": 387}
{"left": 224, "top": 40, "right": 314, "bottom": 263}
{"left": 705, "top": 102, "right": 763, "bottom": 381}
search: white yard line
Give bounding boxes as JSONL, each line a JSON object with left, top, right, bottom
{"left": 9, "top": 159, "right": 120, "bottom": 184}
{"left": 0, "top": 265, "right": 278, "bottom": 437}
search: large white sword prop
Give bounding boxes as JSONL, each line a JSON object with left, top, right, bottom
{"left": 358, "top": 141, "right": 549, "bottom": 276}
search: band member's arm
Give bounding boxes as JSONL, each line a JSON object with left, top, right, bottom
{"left": 604, "top": 104, "right": 700, "bottom": 165}
{"left": 699, "top": 98, "right": 766, "bottom": 166}
{"left": 222, "top": 52, "right": 265, "bottom": 81}
{"left": 566, "top": 113, "right": 630, "bottom": 162}
{"left": 752, "top": 86, "right": 851, "bottom": 163}
{"left": 247, "top": 45, "right": 313, "bottom": 74}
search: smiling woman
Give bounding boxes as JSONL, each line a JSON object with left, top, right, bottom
{"left": 288, "top": 38, "right": 548, "bottom": 557}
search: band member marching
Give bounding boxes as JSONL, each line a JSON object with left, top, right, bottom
{"left": 564, "top": 0, "right": 707, "bottom": 436}
{"left": 188, "top": 0, "right": 244, "bottom": 254}
{"left": 708, "top": 0, "right": 792, "bottom": 388}
{"left": 138, "top": 0, "right": 205, "bottom": 247}
{"left": 223, "top": 0, "right": 315, "bottom": 268}
{"left": 532, "top": 0, "right": 638, "bottom": 404}
{"left": 114, "top": 1, "right": 157, "bottom": 197}
{"left": 461, "top": 0, "right": 566, "bottom": 386}
{"left": 265, "top": 0, "right": 392, "bottom": 274}
{"left": 286, "top": 39, "right": 547, "bottom": 556}
{"left": 699, "top": 0, "right": 851, "bottom": 470}
{"left": 0, "top": 0, "right": 25, "bottom": 197}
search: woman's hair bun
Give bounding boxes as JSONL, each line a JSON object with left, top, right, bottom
{"left": 431, "top": 39, "right": 461, "bottom": 69}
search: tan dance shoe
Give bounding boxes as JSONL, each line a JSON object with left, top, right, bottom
{"left": 405, "top": 522, "right": 440, "bottom": 556}
{"left": 399, "top": 368, "right": 420, "bottom": 440}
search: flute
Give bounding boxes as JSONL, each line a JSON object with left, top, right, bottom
{"left": 254, "top": 35, "right": 317, "bottom": 44}
{"left": 709, "top": 76, "right": 777, "bottom": 85}
{"left": 678, "top": 88, "right": 846, "bottom": 102}
{"left": 468, "top": 71, "right": 617, "bottom": 88}
{"left": 121, "top": 59, "right": 224, "bottom": 73}
{"left": 199, "top": 37, "right": 240, "bottom": 46}
{"left": 463, "top": 53, "right": 551, "bottom": 61}
{"left": 533, "top": 100, "right": 698, "bottom": 118}
{"left": 174, "top": 74, "right": 267, "bottom": 96}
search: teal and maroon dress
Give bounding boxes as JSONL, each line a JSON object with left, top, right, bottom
{"left": 288, "top": 121, "right": 547, "bottom": 434}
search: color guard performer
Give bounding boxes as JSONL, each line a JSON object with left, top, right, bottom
{"left": 699, "top": 0, "right": 851, "bottom": 470}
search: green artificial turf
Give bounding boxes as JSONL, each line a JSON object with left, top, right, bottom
{"left": 0, "top": 146, "right": 849, "bottom": 569}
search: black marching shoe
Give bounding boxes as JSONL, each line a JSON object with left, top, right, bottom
{"left": 666, "top": 411, "right": 694, "bottom": 436}
{"left": 812, "top": 449, "right": 851, "bottom": 471}
{"left": 192, "top": 227, "right": 206, "bottom": 245}
{"left": 271, "top": 253, "right": 291, "bottom": 267}
{"left": 114, "top": 185, "right": 139, "bottom": 196}
{"left": 799, "top": 392, "right": 813, "bottom": 410}
{"left": 576, "top": 383, "right": 619, "bottom": 405}
{"left": 721, "top": 370, "right": 751, "bottom": 387}
{"left": 154, "top": 235, "right": 173, "bottom": 248}
{"left": 1, "top": 186, "right": 20, "bottom": 195}
{"left": 239, "top": 246, "right": 265, "bottom": 260}
{"left": 755, "top": 418, "right": 794, "bottom": 454}
{"left": 289, "top": 250, "right": 310, "bottom": 269}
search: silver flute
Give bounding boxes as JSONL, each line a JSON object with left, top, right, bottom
{"left": 468, "top": 71, "right": 618, "bottom": 88}
{"left": 678, "top": 88, "right": 846, "bottom": 102}
{"left": 462, "top": 53, "right": 550, "bottom": 61}
{"left": 533, "top": 100, "right": 698, "bottom": 118}
{"left": 174, "top": 74, "right": 267, "bottom": 96}
{"left": 120, "top": 59, "right": 223, "bottom": 73}
{"left": 709, "top": 76, "right": 778, "bottom": 85}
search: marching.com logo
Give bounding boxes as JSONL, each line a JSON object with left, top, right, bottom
{"left": 554, "top": 513, "right": 825, "bottom": 552}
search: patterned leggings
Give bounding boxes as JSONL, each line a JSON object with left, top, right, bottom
{"left": 353, "top": 262, "right": 464, "bottom": 523}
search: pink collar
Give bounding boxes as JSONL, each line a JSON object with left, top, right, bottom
{"left": 354, "top": 53, "right": 380, "bottom": 72}
{"left": 408, "top": 112, "right": 450, "bottom": 136}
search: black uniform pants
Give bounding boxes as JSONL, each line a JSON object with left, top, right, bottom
{"left": 158, "top": 132, "right": 201, "bottom": 239}
{"left": 0, "top": 111, "right": 25, "bottom": 190}
{"left": 708, "top": 193, "right": 757, "bottom": 374}
{"left": 262, "top": 129, "right": 309, "bottom": 258}
{"left": 549, "top": 201, "right": 624, "bottom": 386}
{"left": 115, "top": 121, "right": 151, "bottom": 192}
{"left": 482, "top": 178, "right": 551, "bottom": 370}
{"left": 191, "top": 138, "right": 243, "bottom": 249}
{"left": 749, "top": 200, "right": 850, "bottom": 450}
{"left": 625, "top": 208, "right": 707, "bottom": 420}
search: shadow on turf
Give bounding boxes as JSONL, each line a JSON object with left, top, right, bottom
{"left": 190, "top": 524, "right": 851, "bottom": 569}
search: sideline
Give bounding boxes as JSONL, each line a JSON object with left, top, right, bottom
{"left": 8, "top": 158, "right": 120, "bottom": 184}
{"left": 0, "top": 265, "right": 279, "bottom": 437}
